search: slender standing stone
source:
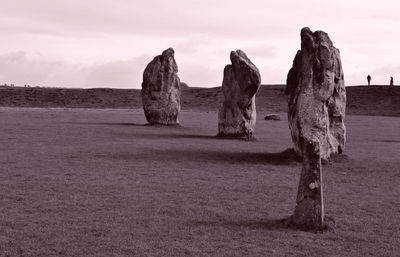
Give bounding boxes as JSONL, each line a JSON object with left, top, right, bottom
{"left": 292, "top": 140, "right": 324, "bottom": 230}
{"left": 217, "top": 50, "right": 261, "bottom": 140}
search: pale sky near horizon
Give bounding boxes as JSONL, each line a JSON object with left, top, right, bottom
{"left": 1, "top": 0, "right": 399, "bottom": 88}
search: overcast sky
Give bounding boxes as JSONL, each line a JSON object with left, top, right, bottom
{"left": 1, "top": 0, "right": 399, "bottom": 88}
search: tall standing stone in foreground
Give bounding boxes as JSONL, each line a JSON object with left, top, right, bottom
{"left": 217, "top": 50, "right": 261, "bottom": 140}
{"left": 286, "top": 27, "right": 346, "bottom": 160}
{"left": 141, "top": 48, "right": 181, "bottom": 125}
{"left": 292, "top": 140, "right": 324, "bottom": 230}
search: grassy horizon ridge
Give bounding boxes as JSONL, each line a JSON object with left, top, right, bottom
{"left": 1, "top": 85, "right": 399, "bottom": 117}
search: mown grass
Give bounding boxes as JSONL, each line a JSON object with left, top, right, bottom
{"left": 0, "top": 108, "right": 399, "bottom": 256}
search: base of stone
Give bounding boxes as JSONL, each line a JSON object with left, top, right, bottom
{"left": 291, "top": 206, "right": 324, "bottom": 231}
{"left": 216, "top": 132, "right": 257, "bottom": 141}
{"left": 145, "top": 122, "right": 182, "bottom": 127}
{"left": 252, "top": 215, "right": 334, "bottom": 232}
{"left": 324, "top": 153, "right": 349, "bottom": 164}
{"left": 288, "top": 214, "right": 335, "bottom": 232}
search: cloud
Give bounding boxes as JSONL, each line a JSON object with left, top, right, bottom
{"left": 1, "top": 0, "right": 400, "bottom": 88}
{"left": 84, "top": 55, "right": 152, "bottom": 88}
{"left": 0, "top": 0, "right": 294, "bottom": 38}
{"left": 258, "top": 65, "right": 288, "bottom": 85}
{"left": 242, "top": 44, "right": 277, "bottom": 58}
{"left": 179, "top": 63, "right": 224, "bottom": 87}
{"left": 0, "top": 51, "right": 63, "bottom": 85}
{"left": 0, "top": 51, "right": 153, "bottom": 88}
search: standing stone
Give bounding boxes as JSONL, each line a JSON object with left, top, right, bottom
{"left": 286, "top": 27, "right": 346, "bottom": 161}
{"left": 292, "top": 140, "right": 324, "bottom": 230}
{"left": 217, "top": 50, "right": 261, "bottom": 140}
{"left": 141, "top": 48, "right": 181, "bottom": 125}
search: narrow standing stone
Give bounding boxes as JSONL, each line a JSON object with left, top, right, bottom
{"left": 292, "top": 140, "right": 324, "bottom": 230}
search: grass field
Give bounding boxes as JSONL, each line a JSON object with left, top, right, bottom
{"left": 0, "top": 108, "right": 399, "bottom": 256}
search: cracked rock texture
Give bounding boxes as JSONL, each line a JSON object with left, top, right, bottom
{"left": 141, "top": 48, "right": 181, "bottom": 125}
{"left": 218, "top": 50, "right": 261, "bottom": 139}
{"left": 286, "top": 27, "right": 346, "bottom": 160}
{"left": 292, "top": 140, "right": 324, "bottom": 231}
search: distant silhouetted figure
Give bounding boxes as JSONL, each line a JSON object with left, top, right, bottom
{"left": 390, "top": 76, "right": 394, "bottom": 86}
{"left": 367, "top": 75, "right": 371, "bottom": 86}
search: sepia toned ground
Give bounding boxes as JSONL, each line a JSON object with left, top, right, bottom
{"left": 0, "top": 108, "right": 399, "bottom": 256}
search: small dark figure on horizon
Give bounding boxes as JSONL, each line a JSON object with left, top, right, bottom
{"left": 367, "top": 74, "right": 371, "bottom": 86}
{"left": 390, "top": 77, "right": 394, "bottom": 86}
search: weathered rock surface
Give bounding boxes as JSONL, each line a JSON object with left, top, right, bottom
{"left": 286, "top": 27, "right": 346, "bottom": 160}
{"left": 292, "top": 140, "right": 324, "bottom": 231}
{"left": 141, "top": 48, "right": 181, "bottom": 125}
{"left": 218, "top": 50, "right": 261, "bottom": 139}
